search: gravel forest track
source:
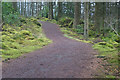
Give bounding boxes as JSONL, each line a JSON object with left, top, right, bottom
{"left": 2, "top": 21, "right": 99, "bottom": 78}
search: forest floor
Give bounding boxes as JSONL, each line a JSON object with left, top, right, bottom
{"left": 2, "top": 21, "right": 102, "bottom": 78}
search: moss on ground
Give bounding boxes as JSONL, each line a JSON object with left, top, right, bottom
{"left": 60, "top": 27, "right": 93, "bottom": 43}
{"left": 1, "top": 17, "right": 52, "bottom": 61}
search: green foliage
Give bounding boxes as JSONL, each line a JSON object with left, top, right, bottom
{"left": 2, "top": 42, "right": 10, "bottom": 50}
{"left": 20, "top": 30, "right": 31, "bottom": 36}
{"left": 98, "top": 42, "right": 114, "bottom": 48}
{"left": 74, "top": 25, "right": 84, "bottom": 34}
{"left": 103, "top": 32, "right": 119, "bottom": 42}
{"left": 60, "top": 27, "right": 93, "bottom": 43}
{"left": 2, "top": 2, "right": 20, "bottom": 24}
{"left": 89, "top": 30, "right": 96, "bottom": 37}
{"left": 100, "top": 32, "right": 120, "bottom": 49}
{"left": 42, "top": 5, "right": 49, "bottom": 18}
{"left": 2, "top": 2, "right": 14, "bottom": 15}
{"left": 30, "top": 18, "right": 41, "bottom": 26}
{"left": 20, "top": 18, "right": 27, "bottom": 24}
{"left": 93, "top": 42, "right": 118, "bottom": 62}
{"left": 40, "top": 17, "right": 49, "bottom": 21}
{"left": 3, "top": 14, "right": 19, "bottom": 24}
{"left": 93, "top": 41, "right": 118, "bottom": 78}
{"left": 59, "top": 17, "right": 73, "bottom": 28}
{"left": 61, "top": 27, "right": 79, "bottom": 37}
{"left": 39, "top": 17, "right": 57, "bottom": 24}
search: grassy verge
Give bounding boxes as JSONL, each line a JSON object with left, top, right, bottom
{"left": 60, "top": 27, "right": 93, "bottom": 43}
{"left": 1, "top": 17, "right": 52, "bottom": 61}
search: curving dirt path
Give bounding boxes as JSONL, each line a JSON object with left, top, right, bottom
{"left": 2, "top": 21, "right": 99, "bottom": 78}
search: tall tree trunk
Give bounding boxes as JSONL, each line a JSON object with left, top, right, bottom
{"left": 29, "top": 2, "right": 31, "bottom": 16}
{"left": 54, "top": 2, "right": 57, "bottom": 20}
{"left": 24, "top": 0, "right": 26, "bottom": 17}
{"left": 17, "top": 2, "right": 20, "bottom": 14}
{"left": 36, "top": 2, "right": 38, "bottom": 16}
{"left": 32, "top": 2, "right": 34, "bottom": 16}
{"left": 73, "top": 2, "right": 80, "bottom": 28}
{"left": 95, "top": 2, "right": 101, "bottom": 35}
{"left": 49, "top": 2, "right": 53, "bottom": 19}
{"left": 21, "top": 2, "right": 24, "bottom": 16}
{"left": 38, "top": 2, "right": 42, "bottom": 17}
{"left": 58, "top": 2, "right": 62, "bottom": 20}
{"left": 12, "top": 2, "right": 17, "bottom": 12}
{"left": 27, "top": 2, "right": 30, "bottom": 17}
{"left": 118, "top": 2, "right": 120, "bottom": 33}
{"left": 19, "top": 2, "right": 21, "bottom": 14}
{"left": 79, "top": 2, "right": 81, "bottom": 18}
{"left": 42, "top": 3, "right": 44, "bottom": 17}
{"left": 84, "top": 2, "right": 89, "bottom": 40}
{"left": 0, "top": 1, "right": 2, "bottom": 24}
{"left": 100, "top": 2, "right": 105, "bottom": 36}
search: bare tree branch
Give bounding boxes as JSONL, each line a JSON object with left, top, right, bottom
{"left": 104, "top": 17, "right": 120, "bottom": 37}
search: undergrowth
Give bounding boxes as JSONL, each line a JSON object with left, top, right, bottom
{"left": 1, "top": 17, "right": 52, "bottom": 61}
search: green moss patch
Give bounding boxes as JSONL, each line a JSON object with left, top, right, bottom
{"left": 1, "top": 17, "right": 52, "bottom": 61}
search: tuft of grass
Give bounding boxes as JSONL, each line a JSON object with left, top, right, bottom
{"left": 64, "top": 34, "right": 93, "bottom": 43}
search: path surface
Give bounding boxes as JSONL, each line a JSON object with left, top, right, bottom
{"left": 2, "top": 21, "right": 98, "bottom": 78}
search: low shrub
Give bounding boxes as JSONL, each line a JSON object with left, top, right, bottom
{"left": 59, "top": 17, "right": 73, "bottom": 28}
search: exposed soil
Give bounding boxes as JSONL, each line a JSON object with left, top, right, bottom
{"left": 2, "top": 21, "right": 100, "bottom": 78}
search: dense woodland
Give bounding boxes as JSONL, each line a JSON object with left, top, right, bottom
{"left": 1, "top": 2, "right": 120, "bottom": 38}
{"left": 0, "top": 1, "right": 120, "bottom": 78}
